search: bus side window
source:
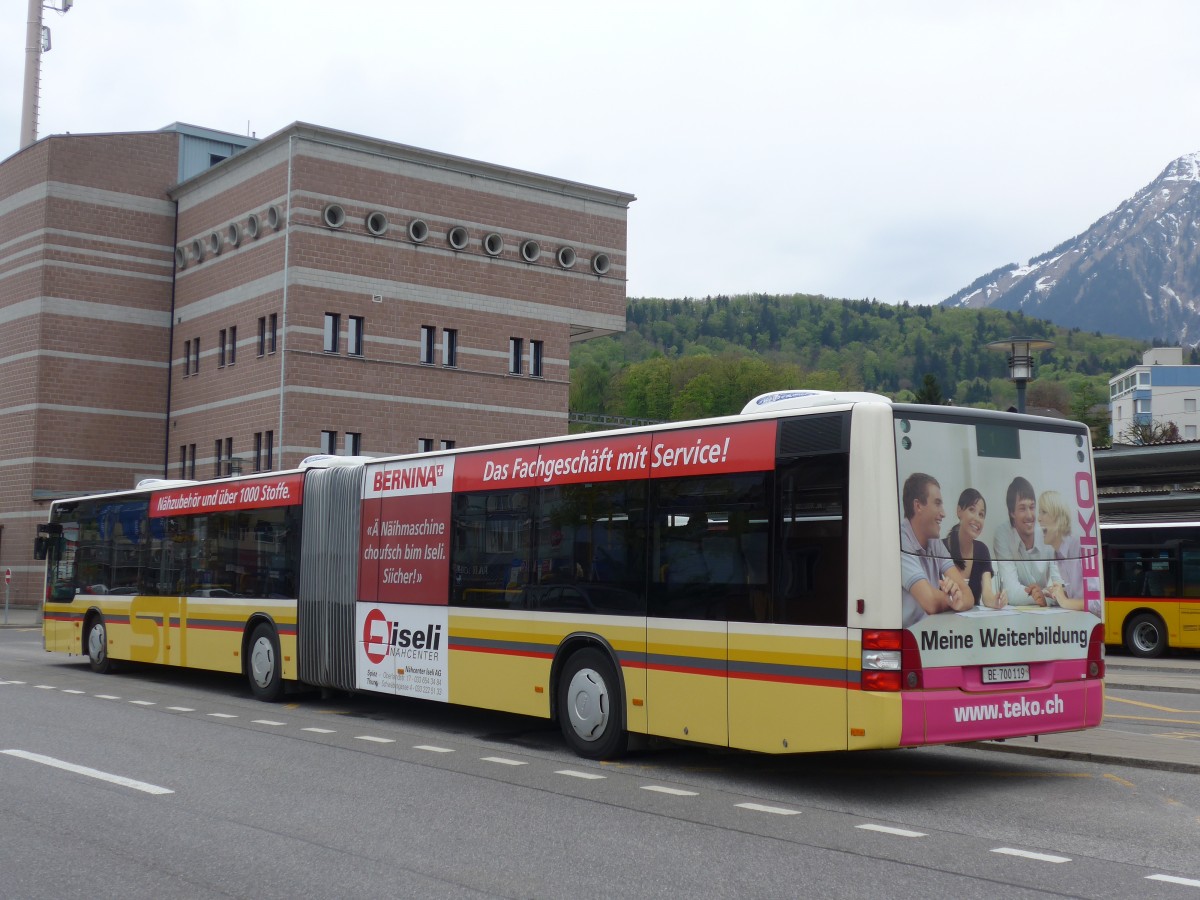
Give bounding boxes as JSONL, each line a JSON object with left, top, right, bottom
{"left": 774, "top": 456, "right": 848, "bottom": 627}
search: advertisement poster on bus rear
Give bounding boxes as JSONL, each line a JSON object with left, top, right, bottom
{"left": 355, "top": 602, "right": 448, "bottom": 700}
{"left": 894, "top": 413, "right": 1102, "bottom": 670}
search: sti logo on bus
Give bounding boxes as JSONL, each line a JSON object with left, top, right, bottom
{"left": 362, "top": 607, "right": 443, "bottom": 664}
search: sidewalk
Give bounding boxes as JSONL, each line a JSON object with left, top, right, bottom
{"left": 0, "top": 606, "right": 40, "bottom": 628}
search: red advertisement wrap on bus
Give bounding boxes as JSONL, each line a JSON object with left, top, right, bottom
{"left": 893, "top": 414, "right": 1103, "bottom": 745}
{"left": 359, "top": 458, "right": 455, "bottom": 605}
{"left": 452, "top": 420, "right": 779, "bottom": 492}
{"left": 149, "top": 473, "right": 304, "bottom": 518}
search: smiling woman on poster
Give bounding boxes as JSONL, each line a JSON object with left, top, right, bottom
{"left": 944, "top": 488, "right": 1008, "bottom": 610}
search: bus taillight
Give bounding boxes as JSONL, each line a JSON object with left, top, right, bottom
{"left": 1086, "top": 623, "right": 1105, "bottom": 679}
{"left": 861, "top": 630, "right": 922, "bottom": 692}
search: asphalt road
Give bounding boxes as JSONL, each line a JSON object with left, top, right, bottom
{"left": 1, "top": 625, "right": 1198, "bottom": 899}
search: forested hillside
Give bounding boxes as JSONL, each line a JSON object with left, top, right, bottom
{"left": 570, "top": 294, "right": 1158, "bottom": 437}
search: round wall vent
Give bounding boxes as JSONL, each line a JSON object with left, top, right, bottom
{"left": 557, "top": 246, "right": 577, "bottom": 269}
{"left": 365, "top": 211, "right": 389, "bottom": 236}
{"left": 190, "top": 238, "right": 205, "bottom": 263}
{"left": 591, "top": 253, "right": 611, "bottom": 275}
{"left": 323, "top": 204, "right": 346, "bottom": 229}
{"left": 520, "top": 239, "right": 541, "bottom": 263}
{"left": 266, "top": 206, "right": 281, "bottom": 230}
{"left": 447, "top": 225, "right": 469, "bottom": 250}
{"left": 245, "top": 214, "right": 260, "bottom": 239}
{"left": 175, "top": 246, "right": 187, "bottom": 269}
{"left": 207, "top": 231, "right": 222, "bottom": 255}
{"left": 226, "top": 223, "right": 241, "bottom": 248}
{"left": 483, "top": 233, "right": 504, "bottom": 256}
{"left": 408, "top": 219, "right": 429, "bottom": 243}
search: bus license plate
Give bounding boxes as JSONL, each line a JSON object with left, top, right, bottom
{"left": 982, "top": 664, "right": 1029, "bottom": 684}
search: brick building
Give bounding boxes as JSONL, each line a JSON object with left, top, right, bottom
{"left": 0, "top": 122, "right": 633, "bottom": 608}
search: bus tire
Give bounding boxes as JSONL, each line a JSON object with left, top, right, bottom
{"left": 247, "top": 622, "right": 284, "bottom": 701}
{"left": 86, "top": 614, "right": 116, "bottom": 674}
{"left": 1125, "top": 612, "right": 1167, "bottom": 659}
{"left": 557, "top": 648, "right": 627, "bottom": 760}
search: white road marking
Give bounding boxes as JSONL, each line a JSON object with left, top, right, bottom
{"left": 206, "top": 713, "right": 237, "bottom": 719}
{"left": 252, "top": 720, "right": 285, "bottom": 726}
{"left": 62, "top": 690, "right": 86, "bottom": 695}
{"left": 356, "top": 735, "right": 396, "bottom": 744}
{"left": 35, "top": 685, "right": 56, "bottom": 690}
{"left": 1148, "top": 874, "right": 1200, "bottom": 888}
{"left": 2, "top": 749, "right": 173, "bottom": 795}
{"left": 94, "top": 694, "right": 120, "bottom": 700}
{"left": 992, "top": 848, "right": 1071, "bottom": 863}
{"left": 481, "top": 756, "right": 527, "bottom": 766}
{"left": 129, "top": 700, "right": 155, "bottom": 706}
{"left": 641, "top": 785, "right": 698, "bottom": 796}
{"left": 167, "top": 706, "right": 194, "bottom": 712}
{"left": 736, "top": 802, "right": 800, "bottom": 815}
{"left": 302, "top": 727, "right": 335, "bottom": 734}
{"left": 556, "top": 769, "right": 606, "bottom": 780}
{"left": 413, "top": 744, "right": 454, "bottom": 753}
{"left": 857, "top": 824, "right": 927, "bottom": 838}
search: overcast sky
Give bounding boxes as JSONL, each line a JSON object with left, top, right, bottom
{"left": 4, "top": 1, "right": 1199, "bottom": 305}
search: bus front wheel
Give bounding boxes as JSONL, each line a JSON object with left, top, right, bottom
{"left": 557, "top": 648, "right": 627, "bottom": 760}
{"left": 86, "top": 615, "right": 116, "bottom": 674}
{"left": 247, "top": 623, "right": 284, "bottom": 701}
{"left": 1125, "top": 612, "right": 1167, "bottom": 658}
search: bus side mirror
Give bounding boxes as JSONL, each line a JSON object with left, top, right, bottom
{"left": 33, "top": 524, "right": 62, "bottom": 561}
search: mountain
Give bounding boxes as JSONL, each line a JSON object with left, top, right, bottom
{"left": 943, "top": 152, "right": 1200, "bottom": 344}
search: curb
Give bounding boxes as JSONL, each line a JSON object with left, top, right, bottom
{"left": 965, "top": 740, "right": 1200, "bottom": 775}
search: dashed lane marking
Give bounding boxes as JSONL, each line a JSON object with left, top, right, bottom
{"left": 857, "top": 824, "right": 927, "bottom": 837}
{"left": 482, "top": 756, "right": 527, "bottom": 766}
{"left": 252, "top": 720, "right": 285, "bottom": 726}
{"left": 302, "top": 727, "right": 335, "bottom": 734}
{"left": 641, "top": 785, "right": 698, "bottom": 796}
{"left": 414, "top": 744, "right": 454, "bottom": 753}
{"left": 2, "top": 749, "right": 173, "bottom": 796}
{"left": 355, "top": 735, "right": 396, "bottom": 744}
{"left": 736, "top": 802, "right": 800, "bottom": 815}
{"left": 1148, "top": 874, "right": 1200, "bottom": 888}
{"left": 129, "top": 700, "right": 155, "bottom": 706}
{"left": 206, "top": 713, "right": 237, "bottom": 719}
{"left": 992, "top": 848, "right": 1071, "bottom": 863}
{"left": 556, "top": 770, "right": 606, "bottom": 780}
{"left": 94, "top": 694, "right": 120, "bottom": 700}
{"left": 167, "top": 706, "right": 194, "bottom": 712}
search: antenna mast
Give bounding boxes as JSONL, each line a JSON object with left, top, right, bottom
{"left": 19, "top": 0, "right": 73, "bottom": 150}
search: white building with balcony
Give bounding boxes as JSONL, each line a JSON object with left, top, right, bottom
{"left": 1110, "top": 348, "right": 1200, "bottom": 443}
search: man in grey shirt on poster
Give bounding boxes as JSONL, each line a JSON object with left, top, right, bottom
{"left": 993, "top": 476, "right": 1068, "bottom": 607}
{"left": 900, "top": 473, "right": 974, "bottom": 627}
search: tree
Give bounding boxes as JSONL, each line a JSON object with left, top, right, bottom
{"left": 914, "top": 373, "right": 944, "bottom": 405}
{"left": 1068, "top": 382, "right": 1111, "bottom": 449}
{"left": 1118, "top": 419, "right": 1181, "bottom": 446}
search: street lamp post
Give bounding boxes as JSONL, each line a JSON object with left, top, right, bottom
{"left": 985, "top": 337, "right": 1055, "bottom": 414}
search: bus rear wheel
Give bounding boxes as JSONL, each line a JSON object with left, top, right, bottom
{"left": 1125, "top": 612, "right": 1167, "bottom": 658}
{"left": 558, "top": 648, "right": 627, "bottom": 760}
{"left": 86, "top": 615, "right": 116, "bottom": 674}
{"left": 247, "top": 623, "right": 284, "bottom": 701}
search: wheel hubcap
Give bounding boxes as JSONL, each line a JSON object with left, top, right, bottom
{"left": 250, "top": 637, "right": 275, "bottom": 688}
{"left": 1133, "top": 622, "right": 1159, "bottom": 652}
{"left": 566, "top": 667, "right": 608, "bottom": 742}
{"left": 88, "top": 623, "right": 106, "bottom": 661}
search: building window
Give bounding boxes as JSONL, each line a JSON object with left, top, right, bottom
{"left": 442, "top": 329, "right": 458, "bottom": 368}
{"left": 258, "top": 317, "right": 266, "bottom": 356}
{"left": 1135, "top": 399, "right": 1151, "bottom": 414}
{"left": 509, "top": 338, "right": 523, "bottom": 375}
{"left": 1188, "top": 425, "right": 1198, "bottom": 440}
{"left": 254, "top": 432, "right": 263, "bottom": 472}
{"left": 345, "top": 432, "right": 362, "bottom": 456}
{"left": 321, "top": 430, "right": 338, "bottom": 455}
{"left": 439, "top": 439, "right": 455, "bottom": 451}
{"left": 1139, "top": 372, "right": 1151, "bottom": 385}
{"left": 228, "top": 325, "right": 237, "bottom": 365}
{"left": 530, "top": 340, "right": 544, "bottom": 378}
{"left": 264, "top": 430, "right": 274, "bottom": 470}
{"left": 348, "top": 316, "right": 364, "bottom": 356}
{"left": 1187, "top": 399, "right": 1197, "bottom": 414}
{"left": 418, "top": 438, "right": 434, "bottom": 453}
{"left": 188, "top": 444, "right": 196, "bottom": 479}
{"left": 192, "top": 338, "right": 200, "bottom": 374}
{"left": 324, "top": 313, "right": 340, "bottom": 353}
{"left": 420, "top": 325, "right": 436, "bottom": 364}
{"left": 183, "top": 340, "right": 192, "bottom": 376}
{"left": 269, "top": 313, "right": 278, "bottom": 353}
{"left": 214, "top": 439, "right": 224, "bottom": 478}
{"left": 179, "top": 444, "right": 188, "bottom": 479}
{"left": 218, "top": 329, "right": 227, "bottom": 368}
{"left": 224, "top": 437, "right": 233, "bottom": 474}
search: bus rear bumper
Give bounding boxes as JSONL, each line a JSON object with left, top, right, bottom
{"left": 899, "top": 679, "right": 1104, "bottom": 746}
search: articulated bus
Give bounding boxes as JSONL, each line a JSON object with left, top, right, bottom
{"left": 38, "top": 391, "right": 1104, "bottom": 758}
{"left": 1100, "top": 521, "right": 1200, "bottom": 657}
